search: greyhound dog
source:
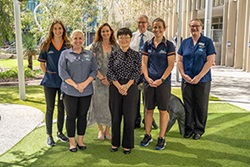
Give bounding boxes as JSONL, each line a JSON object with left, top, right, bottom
{"left": 166, "top": 94, "right": 185, "bottom": 135}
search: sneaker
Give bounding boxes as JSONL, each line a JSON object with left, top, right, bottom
{"left": 47, "top": 136, "right": 56, "bottom": 146}
{"left": 56, "top": 132, "right": 69, "bottom": 142}
{"left": 140, "top": 134, "right": 153, "bottom": 146}
{"left": 155, "top": 137, "right": 166, "bottom": 150}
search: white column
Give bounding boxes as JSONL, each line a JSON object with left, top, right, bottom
{"left": 246, "top": 0, "right": 250, "bottom": 72}
{"left": 243, "top": 0, "right": 250, "bottom": 71}
{"left": 221, "top": 0, "right": 229, "bottom": 65}
{"left": 13, "top": 0, "right": 26, "bottom": 100}
{"left": 204, "top": 0, "right": 212, "bottom": 37}
{"left": 176, "top": 0, "right": 183, "bottom": 82}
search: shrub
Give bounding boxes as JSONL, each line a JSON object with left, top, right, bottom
{"left": 0, "top": 67, "right": 41, "bottom": 79}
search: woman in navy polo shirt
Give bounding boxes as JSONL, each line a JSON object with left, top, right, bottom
{"left": 140, "top": 18, "right": 175, "bottom": 150}
{"left": 59, "top": 30, "right": 97, "bottom": 152}
{"left": 38, "top": 20, "right": 71, "bottom": 146}
{"left": 177, "top": 19, "right": 216, "bottom": 140}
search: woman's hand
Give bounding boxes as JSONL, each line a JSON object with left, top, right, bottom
{"left": 101, "top": 77, "right": 110, "bottom": 86}
{"left": 77, "top": 82, "right": 88, "bottom": 93}
{"left": 118, "top": 85, "right": 128, "bottom": 96}
{"left": 145, "top": 76, "right": 157, "bottom": 87}
{"left": 183, "top": 74, "right": 192, "bottom": 84}
{"left": 153, "top": 79, "right": 162, "bottom": 87}
{"left": 191, "top": 75, "right": 201, "bottom": 84}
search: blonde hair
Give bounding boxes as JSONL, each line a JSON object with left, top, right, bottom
{"left": 189, "top": 19, "right": 203, "bottom": 27}
{"left": 70, "top": 29, "right": 84, "bottom": 38}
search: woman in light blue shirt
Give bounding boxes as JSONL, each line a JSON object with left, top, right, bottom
{"left": 59, "top": 29, "right": 98, "bottom": 152}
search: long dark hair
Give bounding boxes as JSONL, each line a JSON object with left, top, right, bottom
{"left": 40, "top": 20, "right": 71, "bottom": 52}
{"left": 93, "top": 23, "right": 116, "bottom": 45}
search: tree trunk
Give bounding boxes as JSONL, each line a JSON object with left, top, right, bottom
{"left": 27, "top": 51, "right": 33, "bottom": 70}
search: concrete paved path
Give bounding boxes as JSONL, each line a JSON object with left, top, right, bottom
{"left": 0, "top": 104, "right": 44, "bottom": 155}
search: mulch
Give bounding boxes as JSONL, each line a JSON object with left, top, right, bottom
{"left": 0, "top": 76, "right": 42, "bottom": 86}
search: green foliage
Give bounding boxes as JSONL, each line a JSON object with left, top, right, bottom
{"left": 0, "top": 67, "right": 39, "bottom": 79}
{"left": 23, "top": 33, "right": 38, "bottom": 52}
{"left": 0, "top": 67, "right": 18, "bottom": 79}
{"left": 0, "top": 0, "right": 14, "bottom": 46}
{"left": 36, "top": 0, "right": 99, "bottom": 40}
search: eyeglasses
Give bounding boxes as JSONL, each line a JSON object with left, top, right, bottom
{"left": 137, "top": 21, "right": 147, "bottom": 24}
{"left": 190, "top": 25, "right": 201, "bottom": 28}
{"left": 118, "top": 37, "right": 131, "bottom": 40}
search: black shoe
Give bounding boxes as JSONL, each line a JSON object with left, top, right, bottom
{"left": 140, "top": 134, "right": 153, "bottom": 146}
{"left": 69, "top": 147, "right": 77, "bottom": 152}
{"left": 123, "top": 149, "right": 131, "bottom": 154}
{"left": 110, "top": 147, "right": 118, "bottom": 152}
{"left": 57, "top": 132, "right": 69, "bottom": 142}
{"left": 184, "top": 133, "right": 193, "bottom": 138}
{"left": 77, "top": 144, "right": 87, "bottom": 150}
{"left": 193, "top": 134, "right": 201, "bottom": 140}
{"left": 155, "top": 137, "right": 166, "bottom": 150}
{"left": 47, "top": 136, "right": 56, "bottom": 146}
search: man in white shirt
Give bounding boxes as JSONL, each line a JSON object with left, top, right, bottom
{"left": 130, "top": 15, "right": 155, "bottom": 129}
{"left": 130, "top": 15, "right": 154, "bottom": 52}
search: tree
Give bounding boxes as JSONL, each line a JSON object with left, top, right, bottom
{"left": 0, "top": 0, "right": 14, "bottom": 46}
{"left": 23, "top": 33, "right": 38, "bottom": 70}
{"left": 34, "top": 0, "right": 99, "bottom": 40}
{"left": 99, "top": 0, "right": 158, "bottom": 31}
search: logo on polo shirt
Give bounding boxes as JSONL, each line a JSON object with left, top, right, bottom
{"left": 48, "top": 51, "right": 54, "bottom": 54}
{"left": 198, "top": 42, "right": 205, "bottom": 51}
{"left": 84, "top": 55, "right": 91, "bottom": 61}
{"left": 198, "top": 42, "right": 205, "bottom": 47}
{"left": 159, "top": 49, "right": 167, "bottom": 54}
{"left": 148, "top": 48, "right": 152, "bottom": 54}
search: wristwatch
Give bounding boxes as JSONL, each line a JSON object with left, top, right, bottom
{"left": 161, "top": 77, "right": 165, "bottom": 83}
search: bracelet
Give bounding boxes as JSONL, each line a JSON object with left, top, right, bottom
{"left": 126, "top": 84, "right": 129, "bottom": 89}
{"left": 100, "top": 77, "right": 105, "bottom": 81}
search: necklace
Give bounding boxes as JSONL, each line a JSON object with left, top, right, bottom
{"left": 102, "top": 42, "right": 111, "bottom": 52}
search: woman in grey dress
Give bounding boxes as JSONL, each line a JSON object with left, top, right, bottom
{"left": 90, "top": 23, "right": 119, "bottom": 140}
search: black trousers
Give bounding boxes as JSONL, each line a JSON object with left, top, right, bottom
{"left": 63, "top": 94, "right": 91, "bottom": 137}
{"left": 135, "top": 74, "right": 144, "bottom": 127}
{"left": 109, "top": 82, "right": 138, "bottom": 149}
{"left": 44, "top": 87, "right": 64, "bottom": 135}
{"left": 181, "top": 81, "right": 211, "bottom": 135}
{"left": 135, "top": 90, "right": 141, "bottom": 127}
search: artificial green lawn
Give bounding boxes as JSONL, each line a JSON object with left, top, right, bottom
{"left": 0, "top": 86, "right": 250, "bottom": 167}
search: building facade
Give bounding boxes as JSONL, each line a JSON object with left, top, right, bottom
{"left": 148, "top": 0, "right": 250, "bottom": 72}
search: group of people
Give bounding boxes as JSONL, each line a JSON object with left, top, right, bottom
{"left": 38, "top": 15, "right": 216, "bottom": 154}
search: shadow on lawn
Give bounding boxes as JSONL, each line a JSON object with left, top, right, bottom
{"left": 1, "top": 113, "right": 250, "bottom": 166}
